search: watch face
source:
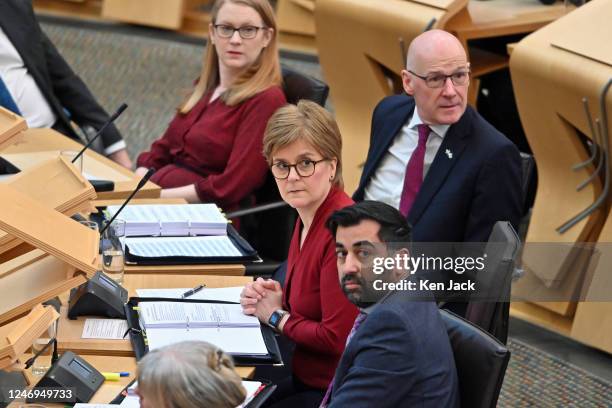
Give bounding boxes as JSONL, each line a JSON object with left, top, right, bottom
{"left": 269, "top": 312, "right": 280, "bottom": 327}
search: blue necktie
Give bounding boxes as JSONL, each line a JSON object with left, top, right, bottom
{"left": 0, "top": 75, "right": 21, "bottom": 115}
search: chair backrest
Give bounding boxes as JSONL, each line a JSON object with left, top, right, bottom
{"left": 281, "top": 65, "right": 330, "bottom": 106}
{"left": 239, "top": 67, "right": 330, "bottom": 263}
{"left": 519, "top": 152, "right": 536, "bottom": 215}
{"left": 441, "top": 309, "right": 510, "bottom": 408}
{"left": 465, "top": 221, "right": 520, "bottom": 343}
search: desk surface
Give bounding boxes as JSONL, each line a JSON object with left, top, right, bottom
{"left": 2, "top": 128, "right": 160, "bottom": 200}
{"left": 447, "top": 0, "right": 567, "bottom": 40}
{"left": 14, "top": 354, "right": 254, "bottom": 406}
{"left": 57, "top": 274, "right": 252, "bottom": 356}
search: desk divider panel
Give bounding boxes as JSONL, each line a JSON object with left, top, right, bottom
{"left": 0, "top": 157, "right": 96, "bottom": 257}
{"left": 509, "top": 0, "right": 612, "bottom": 353}
{"left": 0, "top": 107, "right": 27, "bottom": 151}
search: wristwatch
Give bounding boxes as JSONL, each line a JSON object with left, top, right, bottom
{"left": 268, "top": 310, "right": 288, "bottom": 331}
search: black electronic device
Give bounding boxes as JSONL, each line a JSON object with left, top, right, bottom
{"left": 90, "top": 179, "right": 115, "bottom": 192}
{"left": 27, "top": 351, "right": 104, "bottom": 404}
{"left": 0, "top": 371, "right": 27, "bottom": 408}
{"left": 0, "top": 156, "right": 20, "bottom": 175}
{"left": 68, "top": 271, "right": 128, "bottom": 319}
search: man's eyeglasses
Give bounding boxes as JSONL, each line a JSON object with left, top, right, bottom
{"left": 213, "top": 24, "right": 266, "bottom": 39}
{"left": 271, "top": 159, "right": 330, "bottom": 180}
{"left": 408, "top": 69, "right": 470, "bottom": 88}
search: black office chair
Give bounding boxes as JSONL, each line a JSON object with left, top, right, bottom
{"left": 441, "top": 309, "right": 511, "bottom": 408}
{"left": 465, "top": 221, "right": 520, "bottom": 344}
{"left": 229, "top": 66, "right": 330, "bottom": 276}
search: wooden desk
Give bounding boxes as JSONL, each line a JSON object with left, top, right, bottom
{"left": 57, "top": 274, "right": 252, "bottom": 357}
{"left": 13, "top": 355, "right": 253, "bottom": 406}
{"left": 1, "top": 128, "right": 160, "bottom": 200}
{"left": 124, "top": 263, "right": 245, "bottom": 276}
{"left": 509, "top": 0, "right": 612, "bottom": 353}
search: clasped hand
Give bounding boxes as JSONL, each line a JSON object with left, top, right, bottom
{"left": 240, "top": 277, "right": 283, "bottom": 323}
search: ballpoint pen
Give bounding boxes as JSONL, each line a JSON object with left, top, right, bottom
{"left": 181, "top": 284, "right": 206, "bottom": 298}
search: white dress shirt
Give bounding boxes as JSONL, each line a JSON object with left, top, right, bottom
{"left": 364, "top": 108, "right": 450, "bottom": 209}
{"left": 0, "top": 27, "right": 56, "bottom": 128}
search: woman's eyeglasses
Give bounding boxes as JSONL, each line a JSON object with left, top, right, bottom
{"left": 213, "top": 24, "right": 266, "bottom": 39}
{"left": 271, "top": 159, "right": 330, "bottom": 180}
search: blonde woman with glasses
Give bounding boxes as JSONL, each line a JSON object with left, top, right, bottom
{"left": 240, "top": 101, "right": 359, "bottom": 408}
{"left": 135, "top": 341, "right": 246, "bottom": 408}
{"left": 136, "top": 0, "right": 286, "bottom": 212}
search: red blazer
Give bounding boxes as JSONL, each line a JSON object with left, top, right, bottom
{"left": 283, "top": 187, "right": 359, "bottom": 389}
{"left": 137, "top": 86, "right": 286, "bottom": 210}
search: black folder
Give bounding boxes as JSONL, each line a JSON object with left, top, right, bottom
{"left": 123, "top": 225, "right": 261, "bottom": 265}
{"left": 124, "top": 297, "right": 282, "bottom": 366}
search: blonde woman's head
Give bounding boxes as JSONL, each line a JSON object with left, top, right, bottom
{"left": 136, "top": 341, "right": 246, "bottom": 408}
{"left": 263, "top": 101, "right": 344, "bottom": 212}
{"left": 181, "top": 0, "right": 281, "bottom": 112}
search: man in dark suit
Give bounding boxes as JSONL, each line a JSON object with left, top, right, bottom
{"left": 353, "top": 29, "right": 522, "bottom": 243}
{"left": 321, "top": 201, "right": 460, "bottom": 408}
{"left": 0, "top": 0, "right": 131, "bottom": 168}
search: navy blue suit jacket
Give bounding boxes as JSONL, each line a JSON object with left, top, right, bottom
{"left": 328, "top": 291, "right": 460, "bottom": 408}
{"left": 354, "top": 94, "right": 523, "bottom": 243}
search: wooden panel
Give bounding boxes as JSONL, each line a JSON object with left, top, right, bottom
{"left": 509, "top": 0, "right": 612, "bottom": 318}
{"left": 2, "top": 128, "right": 160, "bottom": 200}
{"left": 277, "top": 0, "right": 316, "bottom": 37}
{"left": 0, "top": 157, "right": 96, "bottom": 257}
{"left": 0, "top": 251, "right": 86, "bottom": 325}
{"left": 0, "top": 108, "right": 27, "bottom": 152}
{"left": 571, "top": 210, "right": 612, "bottom": 353}
{"left": 510, "top": 302, "right": 573, "bottom": 337}
{"left": 102, "top": 0, "right": 185, "bottom": 29}
{"left": 125, "top": 263, "right": 245, "bottom": 276}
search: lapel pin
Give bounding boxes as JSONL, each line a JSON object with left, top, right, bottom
{"left": 445, "top": 149, "right": 453, "bottom": 159}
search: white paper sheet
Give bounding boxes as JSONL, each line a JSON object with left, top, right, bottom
{"left": 139, "top": 302, "right": 257, "bottom": 329}
{"left": 146, "top": 326, "right": 268, "bottom": 355}
{"left": 82, "top": 318, "right": 128, "bottom": 339}
{"left": 126, "top": 236, "right": 241, "bottom": 258}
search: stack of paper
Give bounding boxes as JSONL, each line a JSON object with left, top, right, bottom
{"left": 139, "top": 302, "right": 258, "bottom": 329}
{"left": 0, "top": 157, "right": 96, "bottom": 255}
{"left": 139, "top": 302, "right": 268, "bottom": 356}
{"left": 106, "top": 204, "right": 228, "bottom": 237}
{"left": 126, "top": 236, "right": 242, "bottom": 259}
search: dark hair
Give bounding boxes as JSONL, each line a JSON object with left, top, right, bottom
{"left": 326, "top": 201, "right": 412, "bottom": 244}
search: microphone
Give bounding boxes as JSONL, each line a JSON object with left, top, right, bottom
{"left": 99, "top": 168, "right": 155, "bottom": 235}
{"left": 72, "top": 103, "right": 128, "bottom": 163}
{"left": 25, "top": 337, "right": 59, "bottom": 369}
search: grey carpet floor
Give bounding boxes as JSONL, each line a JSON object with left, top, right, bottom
{"left": 40, "top": 19, "right": 612, "bottom": 407}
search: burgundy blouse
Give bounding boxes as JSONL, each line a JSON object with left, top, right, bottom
{"left": 283, "top": 187, "right": 359, "bottom": 389}
{"left": 137, "top": 86, "right": 286, "bottom": 210}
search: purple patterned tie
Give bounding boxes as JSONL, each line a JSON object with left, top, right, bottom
{"left": 399, "top": 124, "right": 431, "bottom": 216}
{"left": 319, "top": 312, "right": 367, "bottom": 408}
